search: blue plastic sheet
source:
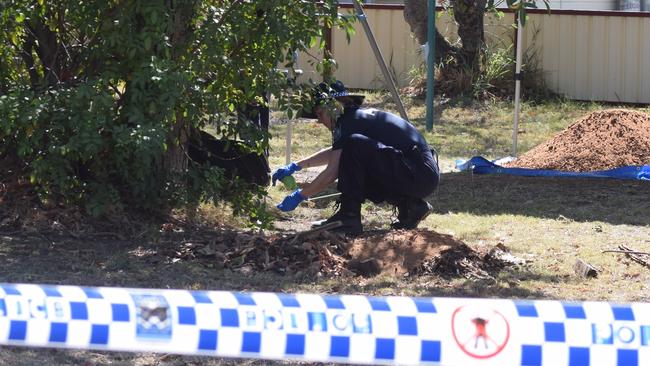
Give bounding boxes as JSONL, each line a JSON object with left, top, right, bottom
{"left": 456, "top": 156, "right": 650, "bottom": 181}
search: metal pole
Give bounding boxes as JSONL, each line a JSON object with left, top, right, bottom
{"left": 307, "top": 192, "right": 342, "bottom": 201}
{"left": 285, "top": 119, "right": 292, "bottom": 165}
{"left": 512, "top": 14, "right": 523, "bottom": 157}
{"left": 284, "top": 52, "right": 301, "bottom": 165}
{"left": 352, "top": 2, "right": 408, "bottom": 121}
{"left": 425, "top": 0, "right": 436, "bottom": 131}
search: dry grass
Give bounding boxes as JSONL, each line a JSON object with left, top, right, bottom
{"left": 267, "top": 95, "right": 650, "bottom": 302}
{"left": 1, "top": 95, "right": 650, "bottom": 365}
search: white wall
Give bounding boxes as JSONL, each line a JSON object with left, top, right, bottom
{"left": 537, "top": 0, "right": 617, "bottom": 10}
{"left": 297, "top": 6, "right": 650, "bottom": 103}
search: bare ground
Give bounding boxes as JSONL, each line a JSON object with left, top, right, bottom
{"left": 2, "top": 170, "right": 649, "bottom": 364}
{"left": 2, "top": 107, "right": 650, "bottom": 365}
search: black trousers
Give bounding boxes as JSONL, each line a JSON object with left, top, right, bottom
{"left": 337, "top": 134, "right": 439, "bottom": 204}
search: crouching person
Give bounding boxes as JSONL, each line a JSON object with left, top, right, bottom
{"left": 273, "top": 81, "right": 439, "bottom": 234}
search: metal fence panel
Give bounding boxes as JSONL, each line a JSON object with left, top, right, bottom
{"left": 297, "top": 6, "right": 650, "bottom": 103}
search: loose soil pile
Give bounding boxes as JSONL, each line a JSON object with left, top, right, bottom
{"left": 188, "top": 227, "right": 523, "bottom": 279}
{"left": 507, "top": 109, "right": 650, "bottom": 172}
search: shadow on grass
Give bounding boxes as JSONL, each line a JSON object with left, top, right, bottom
{"left": 432, "top": 172, "right": 650, "bottom": 226}
{"left": 331, "top": 269, "right": 566, "bottom": 300}
{"left": 414, "top": 120, "right": 507, "bottom": 157}
{"left": 423, "top": 271, "right": 571, "bottom": 300}
{"left": 1, "top": 231, "right": 567, "bottom": 300}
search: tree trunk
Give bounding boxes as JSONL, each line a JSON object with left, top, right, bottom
{"left": 403, "top": 0, "right": 488, "bottom": 96}
{"left": 163, "top": 0, "right": 197, "bottom": 174}
{"left": 166, "top": 111, "right": 190, "bottom": 173}
{"left": 451, "top": 0, "right": 487, "bottom": 71}
{"left": 20, "top": 32, "right": 41, "bottom": 88}
{"left": 20, "top": 7, "right": 83, "bottom": 90}
{"left": 24, "top": 17, "right": 64, "bottom": 88}
{"left": 403, "top": 0, "right": 456, "bottom": 63}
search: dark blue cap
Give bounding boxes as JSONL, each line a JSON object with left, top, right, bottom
{"left": 300, "top": 81, "right": 364, "bottom": 119}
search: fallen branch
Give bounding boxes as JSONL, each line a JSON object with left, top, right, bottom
{"left": 289, "top": 221, "right": 343, "bottom": 245}
{"left": 604, "top": 245, "right": 650, "bottom": 268}
{"left": 603, "top": 249, "right": 650, "bottom": 256}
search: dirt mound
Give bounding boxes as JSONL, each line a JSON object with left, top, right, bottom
{"left": 347, "top": 230, "right": 465, "bottom": 276}
{"left": 189, "top": 228, "right": 523, "bottom": 279}
{"left": 506, "top": 109, "right": 650, "bottom": 172}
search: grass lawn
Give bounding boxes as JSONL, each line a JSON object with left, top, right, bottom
{"left": 267, "top": 94, "right": 650, "bottom": 302}
{"left": 1, "top": 94, "right": 649, "bottom": 365}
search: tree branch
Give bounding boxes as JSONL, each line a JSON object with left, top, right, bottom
{"left": 213, "top": 0, "right": 246, "bottom": 30}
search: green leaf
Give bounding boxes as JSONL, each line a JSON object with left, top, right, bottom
{"left": 0, "top": 0, "right": 352, "bottom": 217}
{"left": 281, "top": 175, "right": 297, "bottom": 190}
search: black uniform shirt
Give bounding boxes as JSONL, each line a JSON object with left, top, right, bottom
{"left": 331, "top": 107, "right": 430, "bottom": 155}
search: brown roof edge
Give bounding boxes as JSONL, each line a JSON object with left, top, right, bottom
{"left": 339, "top": 3, "right": 650, "bottom": 18}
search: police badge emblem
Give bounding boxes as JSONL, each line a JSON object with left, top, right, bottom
{"left": 132, "top": 294, "right": 172, "bottom": 340}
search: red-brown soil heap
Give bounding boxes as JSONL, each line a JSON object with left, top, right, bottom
{"left": 347, "top": 230, "right": 465, "bottom": 276}
{"left": 506, "top": 109, "right": 650, "bottom": 172}
{"left": 187, "top": 228, "right": 520, "bottom": 279}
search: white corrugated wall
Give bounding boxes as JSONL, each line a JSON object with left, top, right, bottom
{"left": 296, "top": 7, "right": 650, "bottom": 103}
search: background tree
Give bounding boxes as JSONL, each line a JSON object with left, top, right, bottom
{"left": 0, "top": 0, "right": 354, "bottom": 218}
{"left": 403, "top": 0, "right": 545, "bottom": 96}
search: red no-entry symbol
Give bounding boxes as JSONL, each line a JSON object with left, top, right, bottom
{"left": 451, "top": 305, "right": 510, "bottom": 359}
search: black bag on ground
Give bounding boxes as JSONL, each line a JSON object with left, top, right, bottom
{"left": 188, "top": 130, "right": 270, "bottom": 187}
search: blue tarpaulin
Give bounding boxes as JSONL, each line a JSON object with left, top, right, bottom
{"left": 456, "top": 156, "right": 650, "bottom": 181}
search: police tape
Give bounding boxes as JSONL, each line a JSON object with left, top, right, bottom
{"left": 0, "top": 283, "right": 649, "bottom": 365}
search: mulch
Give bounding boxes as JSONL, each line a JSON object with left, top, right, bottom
{"left": 506, "top": 109, "right": 650, "bottom": 172}
{"left": 184, "top": 226, "right": 525, "bottom": 279}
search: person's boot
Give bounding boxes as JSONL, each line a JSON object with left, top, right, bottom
{"left": 312, "top": 197, "right": 362, "bottom": 234}
{"left": 390, "top": 197, "right": 432, "bottom": 230}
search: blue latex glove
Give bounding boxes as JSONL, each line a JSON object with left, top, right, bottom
{"left": 277, "top": 189, "right": 307, "bottom": 212}
{"left": 271, "top": 162, "right": 301, "bottom": 186}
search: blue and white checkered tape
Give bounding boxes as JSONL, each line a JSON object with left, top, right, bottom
{"left": 0, "top": 283, "right": 649, "bottom": 365}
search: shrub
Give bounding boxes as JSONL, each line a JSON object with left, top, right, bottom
{"left": 0, "top": 1, "right": 355, "bottom": 221}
